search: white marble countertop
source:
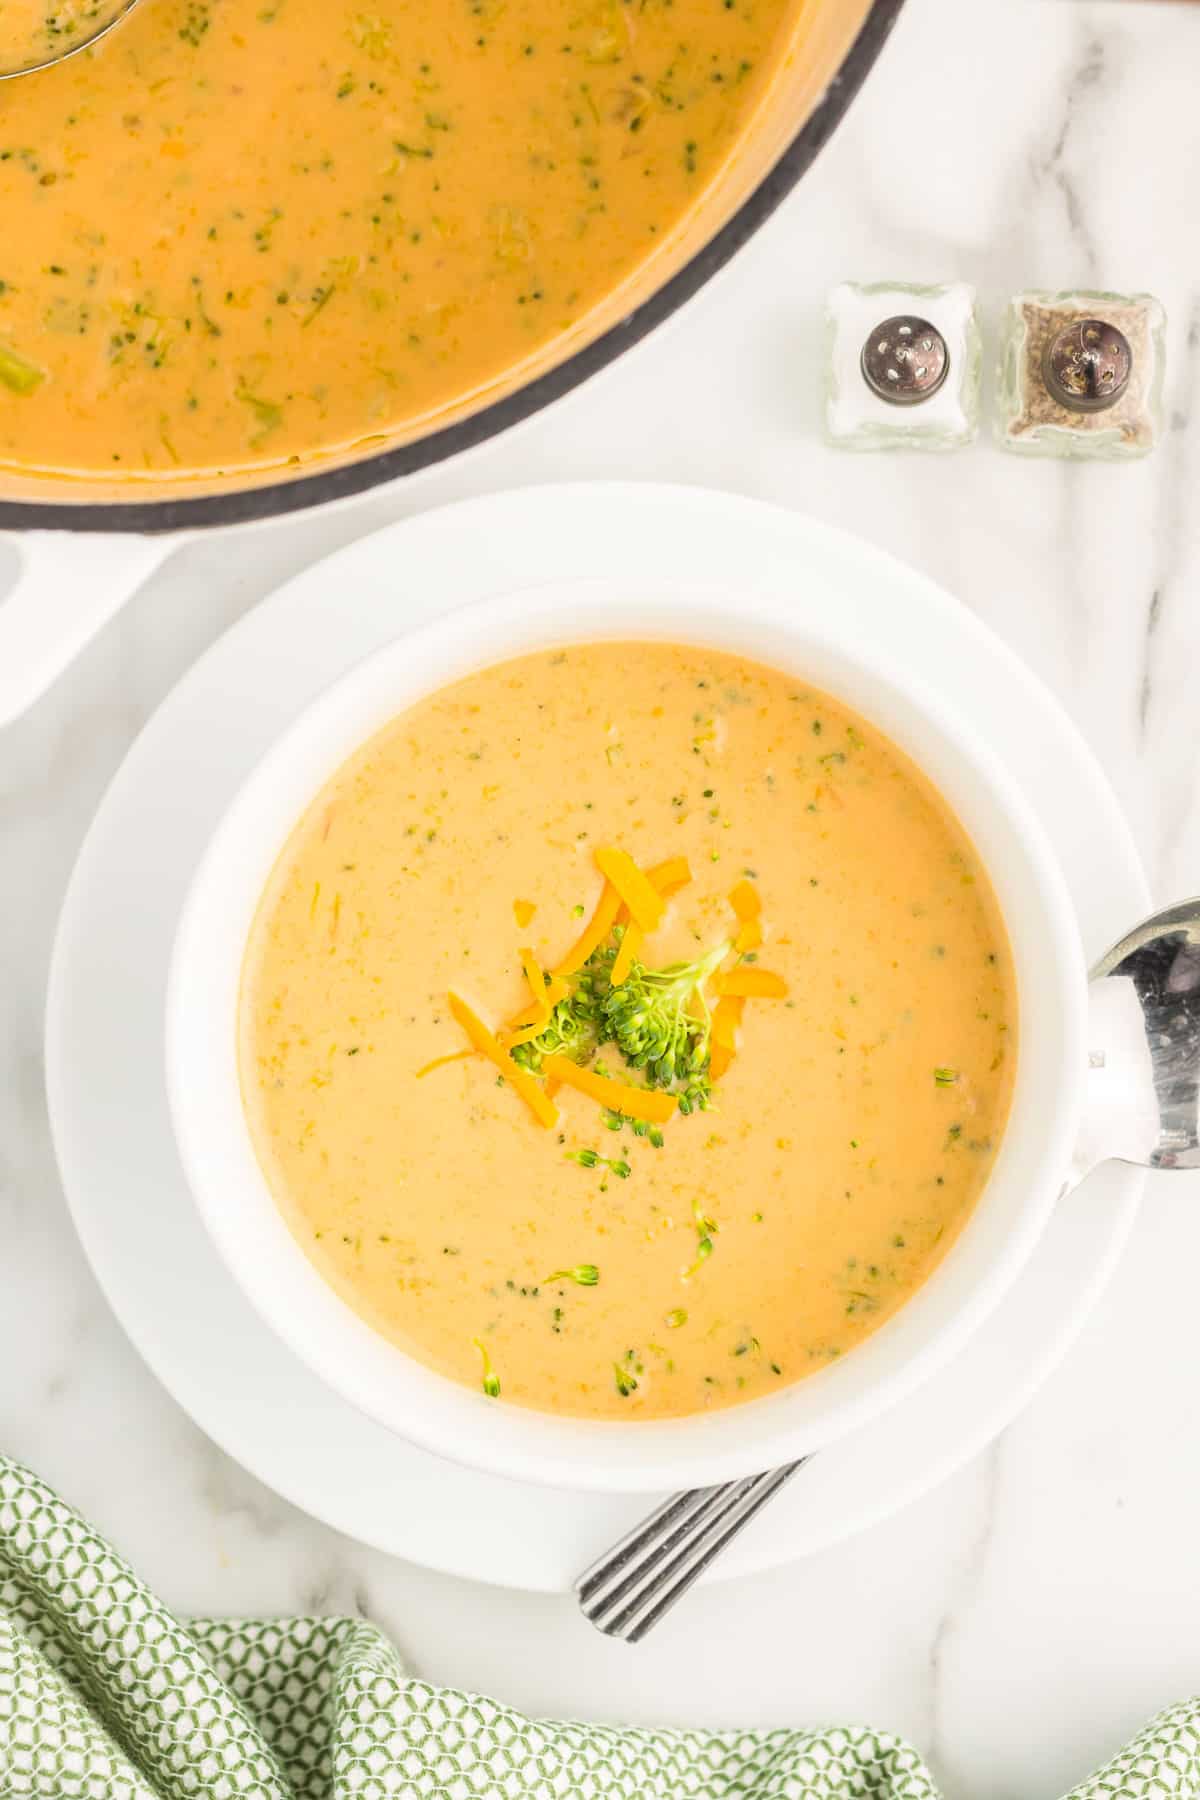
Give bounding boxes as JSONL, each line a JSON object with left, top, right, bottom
{"left": 4, "top": 0, "right": 1200, "bottom": 1792}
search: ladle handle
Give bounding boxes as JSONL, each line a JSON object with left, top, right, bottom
{"left": 0, "top": 530, "right": 176, "bottom": 727}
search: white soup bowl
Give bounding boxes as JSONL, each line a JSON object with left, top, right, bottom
{"left": 167, "top": 577, "right": 1086, "bottom": 1494}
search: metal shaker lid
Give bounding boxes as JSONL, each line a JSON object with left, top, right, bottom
{"left": 860, "top": 315, "right": 949, "bottom": 406}
{"left": 1042, "top": 318, "right": 1132, "bottom": 413}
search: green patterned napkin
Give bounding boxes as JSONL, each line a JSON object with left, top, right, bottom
{"left": 1, "top": 1454, "right": 1197, "bottom": 1799}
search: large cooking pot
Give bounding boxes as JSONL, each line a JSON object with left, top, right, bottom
{"left": 0, "top": 0, "right": 901, "bottom": 723}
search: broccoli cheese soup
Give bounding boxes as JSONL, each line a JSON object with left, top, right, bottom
{"left": 0, "top": 0, "right": 802, "bottom": 477}
{"left": 240, "top": 642, "right": 1017, "bottom": 1421}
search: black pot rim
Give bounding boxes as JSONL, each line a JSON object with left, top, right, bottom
{"left": 0, "top": 0, "right": 904, "bottom": 536}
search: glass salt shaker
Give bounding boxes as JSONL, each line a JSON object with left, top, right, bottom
{"left": 825, "top": 282, "right": 981, "bottom": 451}
{"left": 996, "top": 289, "right": 1165, "bottom": 459}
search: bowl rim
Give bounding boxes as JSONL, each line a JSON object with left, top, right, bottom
{"left": 166, "top": 573, "right": 1087, "bottom": 1493}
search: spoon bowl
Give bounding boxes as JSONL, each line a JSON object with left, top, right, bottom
{"left": 0, "top": 0, "right": 140, "bottom": 82}
{"left": 1071, "top": 896, "right": 1200, "bottom": 1184}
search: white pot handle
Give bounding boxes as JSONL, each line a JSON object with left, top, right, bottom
{"left": 0, "top": 529, "right": 178, "bottom": 727}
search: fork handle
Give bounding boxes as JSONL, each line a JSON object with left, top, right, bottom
{"left": 575, "top": 1459, "right": 810, "bottom": 1642}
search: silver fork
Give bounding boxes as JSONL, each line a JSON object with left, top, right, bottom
{"left": 575, "top": 1459, "right": 809, "bottom": 1640}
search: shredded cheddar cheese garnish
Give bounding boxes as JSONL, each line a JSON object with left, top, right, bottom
{"left": 594, "top": 847, "right": 665, "bottom": 933}
{"left": 711, "top": 995, "right": 745, "bottom": 1050}
{"left": 415, "top": 1048, "right": 476, "bottom": 1079}
{"left": 729, "top": 877, "right": 763, "bottom": 952}
{"left": 513, "top": 898, "right": 537, "bottom": 928}
{"left": 728, "top": 878, "right": 760, "bottom": 920}
{"left": 426, "top": 848, "right": 777, "bottom": 1130}
{"left": 712, "top": 968, "right": 788, "bottom": 999}
{"left": 541, "top": 1054, "right": 678, "bottom": 1124}
{"left": 447, "top": 992, "right": 558, "bottom": 1128}
{"left": 610, "top": 855, "right": 692, "bottom": 988}
{"left": 644, "top": 855, "right": 692, "bottom": 897}
{"left": 709, "top": 996, "right": 745, "bottom": 1081}
{"left": 610, "top": 923, "right": 643, "bottom": 988}
{"left": 504, "top": 950, "right": 570, "bottom": 1046}
{"left": 519, "top": 947, "right": 545, "bottom": 1000}
{"left": 553, "top": 880, "right": 622, "bottom": 978}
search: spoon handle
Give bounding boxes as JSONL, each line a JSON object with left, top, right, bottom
{"left": 576, "top": 1459, "right": 809, "bottom": 1640}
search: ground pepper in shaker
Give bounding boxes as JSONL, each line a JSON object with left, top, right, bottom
{"left": 825, "top": 282, "right": 981, "bottom": 450}
{"left": 996, "top": 290, "right": 1165, "bottom": 459}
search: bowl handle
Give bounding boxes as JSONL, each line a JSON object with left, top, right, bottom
{"left": 0, "top": 530, "right": 177, "bottom": 727}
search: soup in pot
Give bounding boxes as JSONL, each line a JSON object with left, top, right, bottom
{"left": 0, "top": 0, "right": 803, "bottom": 477}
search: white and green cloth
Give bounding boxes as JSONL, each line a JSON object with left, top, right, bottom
{"left": 1, "top": 1453, "right": 1198, "bottom": 1799}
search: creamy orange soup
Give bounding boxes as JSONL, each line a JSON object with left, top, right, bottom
{"left": 241, "top": 643, "right": 1017, "bottom": 1421}
{"left": 0, "top": 0, "right": 799, "bottom": 476}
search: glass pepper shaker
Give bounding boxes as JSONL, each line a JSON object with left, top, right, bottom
{"left": 996, "top": 289, "right": 1165, "bottom": 459}
{"left": 825, "top": 281, "right": 981, "bottom": 451}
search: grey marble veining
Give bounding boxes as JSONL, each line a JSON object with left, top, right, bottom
{"left": 4, "top": 1, "right": 1200, "bottom": 1794}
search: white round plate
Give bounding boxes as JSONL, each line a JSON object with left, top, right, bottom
{"left": 46, "top": 484, "right": 1148, "bottom": 1593}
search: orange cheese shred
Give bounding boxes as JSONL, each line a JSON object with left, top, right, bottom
{"left": 610, "top": 856, "right": 691, "bottom": 987}
{"left": 447, "top": 992, "right": 558, "bottom": 1128}
{"left": 555, "top": 856, "right": 691, "bottom": 985}
{"left": 594, "top": 847, "right": 665, "bottom": 933}
{"left": 709, "top": 995, "right": 744, "bottom": 1081}
{"left": 415, "top": 1048, "right": 476, "bottom": 1079}
{"left": 728, "top": 877, "right": 763, "bottom": 953}
{"left": 519, "top": 947, "right": 545, "bottom": 1004}
{"left": 712, "top": 968, "right": 789, "bottom": 1000}
{"left": 610, "top": 922, "right": 643, "bottom": 988}
{"left": 541, "top": 1054, "right": 677, "bottom": 1124}
{"left": 513, "top": 898, "right": 537, "bottom": 928}
{"left": 552, "top": 880, "right": 622, "bottom": 979}
{"left": 645, "top": 855, "right": 692, "bottom": 897}
{"left": 711, "top": 995, "right": 745, "bottom": 1051}
{"left": 611, "top": 853, "right": 694, "bottom": 993}
{"left": 504, "top": 951, "right": 570, "bottom": 1047}
{"left": 728, "top": 878, "right": 761, "bottom": 921}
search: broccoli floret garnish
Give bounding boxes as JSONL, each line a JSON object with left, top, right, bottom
{"left": 600, "top": 937, "right": 729, "bottom": 1108}
{"left": 510, "top": 927, "right": 728, "bottom": 1114}
{"left": 510, "top": 948, "right": 611, "bottom": 1073}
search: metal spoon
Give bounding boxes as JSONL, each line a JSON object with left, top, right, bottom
{"left": 577, "top": 896, "right": 1200, "bottom": 1641}
{"left": 0, "top": 0, "right": 140, "bottom": 81}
